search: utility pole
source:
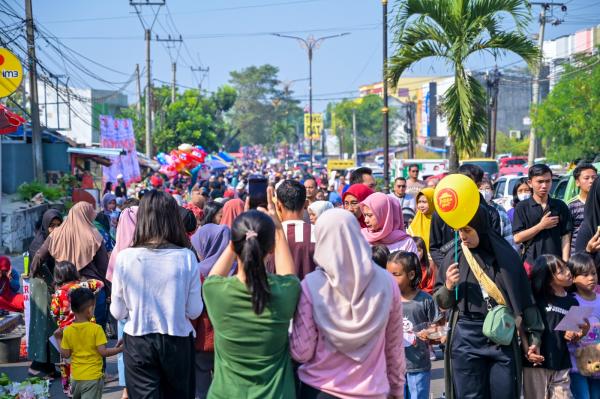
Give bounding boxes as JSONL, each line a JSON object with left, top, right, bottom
{"left": 130, "top": 0, "right": 165, "bottom": 157}
{"left": 155, "top": 34, "right": 182, "bottom": 104}
{"left": 382, "top": 0, "right": 390, "bottom": 193}
{"left": 528, "top": 2, "right": 567, "bottom": 165}
{"left": 406, "top": 102, "right": 415, "bottom": 158}
{"left": 272, "top": 32, "right": 350, "bottom": 169}
{"left": 25, "top": 0, "right": 44, "bottom": 182}
{"left": 145, "top": 29, "right": 152, "bottom": 157}
{"left": 171, "top": 62, "right": 176, "bottom": 103}
{"left": 352, "top": 109, "right": 358, "bottom": 163}
{"left": 191, "top": 66, "right": 210, "bottom": 95}
{"left": 488, "top": 66, "right": 500, "bottom": 159}
{"left": 135, "top": 64, "right": 142, "bottom": 120}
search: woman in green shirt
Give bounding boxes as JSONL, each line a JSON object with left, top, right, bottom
{"left": 203, "top": 193, "right": 300, "bottom": 399}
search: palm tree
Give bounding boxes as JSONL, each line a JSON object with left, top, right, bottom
{"left": 388, "top": 0, "right": 539, "bottom": 171}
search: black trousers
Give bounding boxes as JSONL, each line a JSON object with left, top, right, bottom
{"left": 299, "top": 383, "right": 341, "bottom": 399}
{"left": 451, "top": 317, "right": 517, "bottom": 399}
{"left": 123, "top": 333, "right": 195, "bottom": 399}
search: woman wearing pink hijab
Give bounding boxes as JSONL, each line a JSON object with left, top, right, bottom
{"left": 290, "top": 209, "right": 405, "bottom": 398}
{"left": 360, "top": 192, "right": 418, "bottom": 254}
{"left": 107, "top": 206, "right": 137, "bottom": 399}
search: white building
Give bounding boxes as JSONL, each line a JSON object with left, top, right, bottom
{"left": 37, "top": 81, "right": 128, "bottom": 145}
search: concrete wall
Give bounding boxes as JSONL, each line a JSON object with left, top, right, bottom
{"left": 1, "top": 202, "right": 65, "bottom": 254}
{"left": 2, "top": 142, "right": 70, "bottom": 194}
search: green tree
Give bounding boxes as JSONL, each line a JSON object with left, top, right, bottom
{"left": 533, "top": 55, "right": 600, "bottom": 162}
{"left": 228, "top": 64, "right": 303, "bottom": 146}
{"left": 118, "top": 85, "right": 236, "bottom": 153}
{"left": 327, "top": 95, "right": 392, "bottom": 155}
{"left": 388, "top": 0, "right": 538, "bottom": 171}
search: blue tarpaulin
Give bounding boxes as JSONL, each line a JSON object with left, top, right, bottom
{"left": 217, "top": 152, "right": 234, "bottom": 162}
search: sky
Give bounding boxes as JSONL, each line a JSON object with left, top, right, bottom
{"left": 5, "top": 0, "right": 600, "bottom": 112}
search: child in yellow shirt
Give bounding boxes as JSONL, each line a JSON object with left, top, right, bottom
{"left": 55, "top": 287, "right": 122, "bottom": 399}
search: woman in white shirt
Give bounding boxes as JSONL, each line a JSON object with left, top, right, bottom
{"left": 110, "top": 190, "right": 203, "bottom": 399}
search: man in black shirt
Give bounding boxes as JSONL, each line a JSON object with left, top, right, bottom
{"left": 429, "top": 164, "right": 502, "bottom": 268}
{"left": 513, "top": 164, "right": 573, "bottom": 265}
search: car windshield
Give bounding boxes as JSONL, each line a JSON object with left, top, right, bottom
{"left": 463, "top": 161, "right": 499, "bottom": 174}
{"left": 505, "top": 159, "right": 526, "bottom": 166}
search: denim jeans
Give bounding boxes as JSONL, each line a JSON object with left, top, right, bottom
{"left": 405, "top": 371, "right": 431, "bottom": 399}
{"left": 570, "top": 372, "right": 600, "bottom": 399}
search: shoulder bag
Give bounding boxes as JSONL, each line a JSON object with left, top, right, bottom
{"left": 462, "top": 244, "right": 515, "bottom": 346}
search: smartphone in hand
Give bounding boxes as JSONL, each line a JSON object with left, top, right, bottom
{"left": 248, "top": 175, "right": 268, "bottom": 209}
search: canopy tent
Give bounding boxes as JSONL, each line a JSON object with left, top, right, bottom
{"left": 208, "top": 159, "right": 228, "bottom": 170}
{"left": 217, "top": 151, "right": 235, "bottom": 162}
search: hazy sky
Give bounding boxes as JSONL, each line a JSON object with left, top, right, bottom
{"left": 8, "top": 0, "right": 600, "bottom": 111}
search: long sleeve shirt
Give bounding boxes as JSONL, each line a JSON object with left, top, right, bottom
{"left": 110, "top": 247, "right": 203, "bottom": 337}
{"left": 290, "top": 277, "right": 405, "bottom": 399}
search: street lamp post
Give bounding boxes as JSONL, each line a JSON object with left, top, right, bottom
{"left": 382, "top": 0, "right": 390, "bottom": 194}
{"left": 273, "top": 33, "right": 349, "bottom": 169}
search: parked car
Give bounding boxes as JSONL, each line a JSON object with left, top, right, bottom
{"left": 498, "top": 156, "right": 528, "bottom": 176}
{"left": 493, "top": 174, "right": 528, "bottom": 210}
{"left": 461, "top": 158, "right": 499, "bottom": 181}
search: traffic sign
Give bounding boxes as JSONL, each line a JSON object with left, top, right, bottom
{"left": 304, "top": 113, "right": 323, "bottom": 140}
{"left": 0, "top": 48, "right": 23, "bottom": 98}
{"left": 327, "top": 159, "right": 355, "bottom": 170}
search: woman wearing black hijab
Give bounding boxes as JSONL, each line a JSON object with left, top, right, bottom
{"left": 575, "top": 178, "right": 600, "bottom": 265}
{"left": 28, "top": 209, "right": 62, "bottom": 377}
{"left": 434, "top": 205, "right": 544, "bottom": 399}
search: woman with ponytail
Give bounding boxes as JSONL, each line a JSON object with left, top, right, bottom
{"left": 203, "top": 187, "right": 300, "bottom": 398}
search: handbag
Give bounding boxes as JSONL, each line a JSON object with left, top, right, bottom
{"left": 462, "top": 244, "right": 516, "bottom": 346}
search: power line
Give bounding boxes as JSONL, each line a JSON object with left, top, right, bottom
{"left": 40, "top": 0, "right": 326, "bottom": 25}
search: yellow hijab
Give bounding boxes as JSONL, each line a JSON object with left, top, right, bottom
{"left": 408, "top": 188, "right": 435, "bottom": 250}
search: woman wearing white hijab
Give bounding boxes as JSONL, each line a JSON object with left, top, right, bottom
{"left": 290, "top": 209, "right": 405, "bottom": 399}
{"left": 307, "top": 200, "right": 333, "bottom": 224}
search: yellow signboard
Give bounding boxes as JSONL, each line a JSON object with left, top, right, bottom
{"left": 327, "top": 159, "right": 355, "bottom": 170}
{"left": 304, "top": 113, "right": 323, "bottom": 140}
{"left": 0, "top": 48, "right": 23, "bottom": 98}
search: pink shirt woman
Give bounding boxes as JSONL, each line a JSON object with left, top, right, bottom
{"left": 290, "top": 209, "right": 405, "bottom": 399}
{"left": 360, "top": 192, "right": 418, "bottom": 254}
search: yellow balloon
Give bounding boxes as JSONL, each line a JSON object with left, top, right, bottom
{"left": 433, "top": 174, "right": 480, "bottom": 229}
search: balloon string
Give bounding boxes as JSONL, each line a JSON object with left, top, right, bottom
{"left": 455, "top": 230, "right": 459, "bottom": 301}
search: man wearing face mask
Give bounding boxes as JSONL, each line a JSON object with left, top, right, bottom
{"left": 479, "top": 178, "right": 514, "bottom": 248}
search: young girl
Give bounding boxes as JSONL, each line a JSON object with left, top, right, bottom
{"left": 371, "top": 244, "right": 390, "bottom": 269}
{"left": 387, "top": 251, "right": 436, "bottom": 399}
{"left": 568, "top": 253, "right": 600, "bottom": 399}
{"left": 413, "top": 236, "right": 436, "bottom": 295}
{"left": 525, "top": 254, "right": 587, "bottom": 399}
{"left": 51, "top": 261, "right": 104, "bottom": 396}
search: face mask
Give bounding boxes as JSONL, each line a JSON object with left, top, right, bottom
{"left": 517, "top": 193, "right": 531, "bottom": 201}
{"left": 479, "top": 189, "right": 493, "bottom": 202}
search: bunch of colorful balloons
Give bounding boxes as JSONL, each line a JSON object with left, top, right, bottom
{"left": 156, "top": 143, "right": 207, "bottom": 178}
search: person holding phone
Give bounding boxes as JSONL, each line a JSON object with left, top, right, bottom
{"left": 513, "top": 164, "right": 573, "bottom": 265}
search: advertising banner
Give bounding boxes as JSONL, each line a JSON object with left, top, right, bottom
{"left": 99, "top": 115, "right": 141, "bottom": 185}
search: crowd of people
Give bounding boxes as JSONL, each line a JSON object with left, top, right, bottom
{"left": 16, "top": 157, "right": 600, "bottom": 399}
